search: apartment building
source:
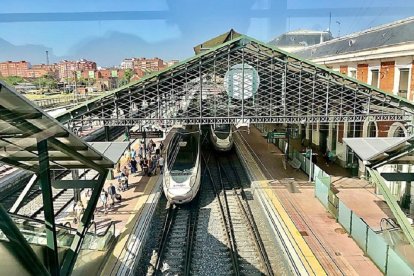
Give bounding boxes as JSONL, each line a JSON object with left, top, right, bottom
{"left": 0, "top": 61, "right": 30, "bottom": 77}
{"left": 58, "top": 59, "right": 97, "bottom": 80}
{"left": 120, "top": 57, "right": 166, "bottom": 72}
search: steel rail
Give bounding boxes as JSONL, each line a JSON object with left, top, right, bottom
{"left": 184, "top": 194, "right": 200, "bottom": 276}
{"left": 201, "top": 151, "right": 240, "bottom": 276}
{"left": 152, "top": 203, "right": 176, "bottom": 275}
{"left": 222, "top": 156, "right": 274, "bottom": 276}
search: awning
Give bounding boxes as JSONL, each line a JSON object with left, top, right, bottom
{"left": 0, "top": 81, "right": 114, "bottom": 172}
{"left": 343, "top": 137, "right": 414, "bottom": 167}
{"left": 88, "top": 142, "right": 130, "bottom": 163}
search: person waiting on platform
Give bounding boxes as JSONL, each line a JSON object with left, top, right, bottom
{"left": 108, "top": 183, "right": 117, "bottom": 206}
{"left": 120, "top": 166, "right": 129, "bottom": 189}
{"left": 142, "top": 158, "right": 149, "bottom": 176}
{"left": 130, "top": 157, "right": 138, "bottom": 174}
{"left": 73, "top": 200, "right": 84, "bottom": 224}
{"left": 159, "top": 141, "right": 164, "bottom": 156}
{"left": 158, "top": 156, "right": 164, "bottom": 174}
{"left": 324, "top": 150, "right": 335, "bottom": 166}
{"left": 100, "top": 189, "right": 108, "bottom": 214}
{"left": 130, "top": 148, "right": 136, "bottom": 160}
{"left": 138, "top": 145, "right": 144, "bottom": 159}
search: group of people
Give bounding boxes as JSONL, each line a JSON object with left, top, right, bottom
{"left": 121, "top": 140, "right": 165, "bottom": 177}
{"left": 97, "top": 139, "right": 165, "bottom": 215}
{"left": 98, "top": 183, "right": 119, "bottom": 214}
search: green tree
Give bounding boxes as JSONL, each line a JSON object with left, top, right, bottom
{"left": 1, "top": 75, "right": 25, "bottom": 86}
{"left": 123, "top": 68, "right": 134, "bottom": 84}
{"left": 36, "top": 74, "right": 58, "bottom": 90}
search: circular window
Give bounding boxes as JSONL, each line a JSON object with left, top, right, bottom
{"left": 224, "top": 63, "right": 260, "bottom": 100}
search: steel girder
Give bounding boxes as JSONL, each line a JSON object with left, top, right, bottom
{"left": 57, "top": 36, "right": 414, "bottom": 129}
{"left": 0, "top": 204, "right": 50, "bottom": 276}
{"left": 37, "top": 139, "right": 60, "bottom": 276}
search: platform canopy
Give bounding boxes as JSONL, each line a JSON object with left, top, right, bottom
{"left": 56, "top": 32, "right": 414, "bottom": 130}
{"left": 88, "top": 141, "right": 130, "bottom": 163}
{"left": 343, "top": 136, "right": 414, "bottom": 167}
{"left": 0, "top": 81, "right": 114, "bottom": 172}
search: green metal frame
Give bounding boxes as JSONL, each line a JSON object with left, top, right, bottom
{"left": 368, "top": 168, "right": 414, "bottom": 248}
{"left": 57, "top": 35, "right": 414, "bottom": 127}
{"left": 37, "top": 139, "right": 60, "bottom": 276}
{"left": 0, "top": 204, "right": 50, "bottom": 276}
{"left": 60, "top": 170, "right": 108, "bottom": 275}
{"left": 47, "top": 139, "right": 105, "bottom": 173}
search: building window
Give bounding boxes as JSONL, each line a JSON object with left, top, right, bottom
{"left": 367, "top": 121, "right": 377, "bottom": 137}
{"left": 347, "top": 122, "right": 362, "bottom": 137}
{"left": 371, "top": 69, "right": 379, "bottom": 88}
{"left": 349, "top": 70, "right": 356, "bottom": 79}
{"left": 393, "top": 126, "right": 405, "bottom": 137}
{"left": 398, "top": 68, "right": 409, "bottom": 99}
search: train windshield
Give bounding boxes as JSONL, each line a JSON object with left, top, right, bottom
{"left": 170, "top": 133, "right": 198, "bottom": 182}
{"left": 214, "top": 124, "right": 231, "bottom": 139}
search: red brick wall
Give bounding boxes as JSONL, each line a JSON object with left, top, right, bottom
{"left": 339, "top": 65, "right": 348, "bottom": 74}
{"left": 379, "top": 61, "right": 395, "bottom": 93}
{"left": 377, "top": 121, "right": 394, "bottom": 137}
{"left": 357, "top": 64, "right": 368, "bottom": 83}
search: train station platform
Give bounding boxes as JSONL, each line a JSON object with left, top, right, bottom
{"left": 234, "top": 126, "right": 382, "bottom": 275}
{"left": 54, "top": 135, "right": 167, "bottom": 275}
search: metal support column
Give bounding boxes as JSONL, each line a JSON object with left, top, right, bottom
{"left": 37, "top": 139, "right": 60, "bottom": 276}
{"left": 60, "top": 170, "right": 108, "bottom": 276}
{"left": 72, "top": 170, "right": 80, "bottom": 204}
{"left": 0, "top": 204, "right": 49, "bottom": 276}
{"left": 104, "top": 126, "right": 110, "bottom": 141}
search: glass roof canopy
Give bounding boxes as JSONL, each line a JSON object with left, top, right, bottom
{"left": 0, "top": 81, "right": 114, "bottom": 172}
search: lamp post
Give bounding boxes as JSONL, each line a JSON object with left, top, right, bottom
{"left": 308, "top": 148, "right": 313, "bottom": 182}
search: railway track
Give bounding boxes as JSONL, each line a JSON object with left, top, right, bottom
{"left": 138, "top": 138, "right": 289, "bottom": 275}
{"left": 148, "top": 183, "right": 200, "bottom": 276}
{"left": 206, "top": 152, "right": 272, "bottom": 276}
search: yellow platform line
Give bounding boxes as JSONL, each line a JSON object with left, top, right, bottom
{"left": 258, "top": 181, "right": 326, "bottom": 276}
{"left": 233, "top": 132, "right": 325, "bottom": 275}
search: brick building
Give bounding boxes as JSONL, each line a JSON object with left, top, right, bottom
{"left": 288, "top": 17, "right": 414, "bottom": 168}
{"left": 0, "top": 61, "right": 30, "bottom": 77}
{"left": 58, "top": 59, "right": 97, "bottom": 80}
{"left": 0, "top": 61, "right": 58, "bottom": 78}
{"left": 120, "top": 57, "right": 166, "bottom": 72}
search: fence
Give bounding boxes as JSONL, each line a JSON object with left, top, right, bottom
{"left": 33, "top": 93, "right": 104, "bottom": 108}
{"left": 272, "top": 138, "right": 414, "bottom": 275}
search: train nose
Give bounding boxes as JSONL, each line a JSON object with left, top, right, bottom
{"left": 166, "top": 185, "right": 194, "bottom": 203}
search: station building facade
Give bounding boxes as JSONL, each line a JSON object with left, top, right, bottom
{"left": 284, "top": 17, "right": 414, "bottom": 165}
{"left": 277, "top": 17, "right": 414, "bottom": 203}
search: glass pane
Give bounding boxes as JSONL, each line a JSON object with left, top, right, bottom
{"left": 398, "top": 69, "right": 409, "bottom": 98}
{"left": 371, "top": 69, "right": 379, "bottom": 88}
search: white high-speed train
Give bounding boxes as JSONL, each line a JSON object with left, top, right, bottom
{"left": 163, "top": 126, "right": 201, "bottom": 204}
{"left": 210, "top": 124, "right": 233, "bottom": 152}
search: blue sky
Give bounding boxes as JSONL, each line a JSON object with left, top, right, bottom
{"left": 0, "top": 0, "right": 413, "bottom": 66}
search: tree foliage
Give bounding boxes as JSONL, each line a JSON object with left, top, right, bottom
{"left": 1, "top": 75, "right": 25, "bottom": 85}
{"left": 36, "top": 74, "right": 58, "bottom": 89}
